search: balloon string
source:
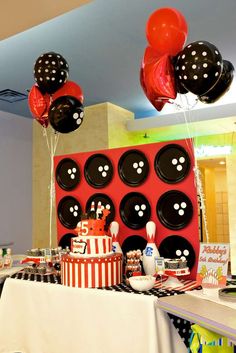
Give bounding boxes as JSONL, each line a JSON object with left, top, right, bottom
{"left": 49, "top": 135, "right": 54, "bottom": 249}
{"left": 43, "top": 127, "right": 59, "bottom": 249}
{"left": 175, "top": 95, "right": 195, "bottom": 161}
{"left": 175, "top": 95, "right": 209, "bottom": 243}
{"left": 53, "top": 131, "right": 60, "bottom": 155}
{"left": 184, "top": 97, "right": 210, "bottom": 243}
{"left": 43, "top": 127, "right": 50, "bottom": 152}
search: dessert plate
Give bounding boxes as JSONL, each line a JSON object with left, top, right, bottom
{"left": 86, "top": 193, "right": 115, "bottom": 224}
{"left": 56, "top": 158, "right": 80, "bottom": 191}
{"left": 118, "top": 149, "right": 149, "bottom": 186}
{"left": 156, "top": 190, "right": 193, "bottom": 230}
{"left": 57, "top": 196, "right": 82, "bottom": 229}
{"left": 121, "top": 235, "right": 147, "bottom": 255}
{"left": 120, "top": 192, "right": 151, "bottom": 229}
{"left": 155, "top": 144, "right": 190, "bottom": 183}
{"left": 159, "top": 235, "right": 195, "bottom": 270}
{"left": 58, "top": 233, "right": 76, "bottom": 250}
{"left": 84, "top": 154, "right": 113, "bottom": 188}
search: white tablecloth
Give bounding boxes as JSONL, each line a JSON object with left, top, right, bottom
{"left": 0, "top": 278, "right": 187, "bottom": 353}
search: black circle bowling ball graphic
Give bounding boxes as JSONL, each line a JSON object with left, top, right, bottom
{"left": 154, "top": 144, "right": 190, "bottom": 183}
{"left": 86, "top": 193, "right": 115, "bottom": 225}
{"left": 159, "top": 235, "right": 196, "bottom": 270}
{"left": 156, "top": 190, "right": 193, "bottom": 230}
{"left": 84, "top": 154, "right": 113, "bottom": 188}
{"left": 57, "top": 196, "right": 82, "bottom": 229}
{"left": 121, "top": 235, "right": 147, "bottom": 255}
{"left": 56, "top": 158, "right": 80, "bottom": 191}
{"left": 58, "top": 233, "right": 75, "bottom": 250}
{"left": 120, "top": 192, "right": 151, "bottom": 229}
{"left": 118, "top": 149, "right": 149, "bottom": 187}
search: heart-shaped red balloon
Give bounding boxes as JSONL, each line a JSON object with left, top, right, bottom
{"left": 140, "top": 47, "right": 177, "bottom": 111}
{"left": 28, "top": 85, "right": 51, "bottom": 127}
{"left": 140, "top": 67, "right": 166, "bottom": 112}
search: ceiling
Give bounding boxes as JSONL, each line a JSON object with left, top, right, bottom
{"left": 0, "top": 0, "right": 236, "bottom": 121}
{"left": 0, "top": 0, "right": 91, "bottom": 41}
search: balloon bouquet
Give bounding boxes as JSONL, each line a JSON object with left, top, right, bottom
{"left": 141, "top": 7, "right": 234, "bottom": 111}
{"left": 28, "top": 52, "right": 84, "bottom": 248}
{"left": 28, "top": 51, "right": 84, "bottom": 132}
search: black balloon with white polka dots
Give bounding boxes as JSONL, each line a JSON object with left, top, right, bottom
{"left": 199, "top": 59, "right": 234, "bottom": 104}
{"left": 34, "top": 52, "right": 69, "bottom": 94}
{"left": 49, "top": 95, "right": 84, "bottom": 134}
{"left": 175, "top": 41, "right": 223, "bottom": 95}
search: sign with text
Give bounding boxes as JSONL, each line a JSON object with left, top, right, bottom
{"left": 196, "top": 243, "right": 230, "bottom": 288}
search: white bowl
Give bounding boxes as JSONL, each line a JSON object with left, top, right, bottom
{"left": 129, "top": 275, "right": 156, "bottom": 291}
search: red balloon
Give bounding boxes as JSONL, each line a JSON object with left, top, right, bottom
{"left": 146, "top": 7, "right": 188, "bottom": 56}
{"left": 140, "top": 68, "right": 166, "bottom": 111}
{"left": 142, "top": 46, "right": 162, "bottom": 66}
{"left": 152, "top": 55, "right": 176, "bottom": 99}
{"left": 35, "top": 115, "right": 49, "bottom": 128}
{"left": 140, "top": 47, "right": 177, "bottom": 111}
{"left": 28, "top": 85, "right": 50, "bottom": 127}
{"left": 52, "top": 81, "right": 84, "bottom": 104}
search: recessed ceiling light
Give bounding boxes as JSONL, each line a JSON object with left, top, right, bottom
{"left": 219, "top": 160, "right": 226, "bottom": 165}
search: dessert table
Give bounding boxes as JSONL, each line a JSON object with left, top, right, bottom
{"left": 0, "top": 277, "right": 188, "bottom": 353}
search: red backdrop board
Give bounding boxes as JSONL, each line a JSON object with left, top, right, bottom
{"left": 54, "top": 139, "right": 200, "bottom": 279}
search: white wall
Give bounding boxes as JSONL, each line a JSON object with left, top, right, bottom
{"left": 0, "top": 111, "right": 32, "bottom": 254}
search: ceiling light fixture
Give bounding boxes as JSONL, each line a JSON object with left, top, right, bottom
{"left": 0, "top": 89, "right": 28, "bottom": 103}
